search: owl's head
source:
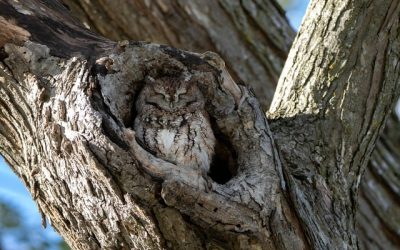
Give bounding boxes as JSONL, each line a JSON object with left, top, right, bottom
{"left": 137, "top": 76, "right": 204, "bottom": 113}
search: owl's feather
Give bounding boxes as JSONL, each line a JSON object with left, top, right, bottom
{"left": 134, "top": 77, "right": 216, "bottom": 174}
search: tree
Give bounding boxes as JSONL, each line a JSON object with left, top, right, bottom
{"left": 0, "top": 0, "right": 399, "bottom": 249}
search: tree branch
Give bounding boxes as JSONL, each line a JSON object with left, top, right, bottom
{"left": 269, "top": 0, "right": 400, "bottom": 248}
{"left": 62, "top": 0, "right": 296, "bottom": 109}
{"left": 0, "top": 0, "right": 303, "bottom": 248}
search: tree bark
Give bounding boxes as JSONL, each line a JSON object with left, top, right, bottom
{"left": 61, "top": 0, "right": 295, "bottom": 110}
{"left": 0, "top": 0, "right": 399, "bottom": 249}
{"left": 356, "top": 112, "right": 400, "bottom": 249}
{"left": 60, "top": 0, "right": 400, "bottom": 249}
{"left": 268, "top": 0, "right": 400, "bottom": 248}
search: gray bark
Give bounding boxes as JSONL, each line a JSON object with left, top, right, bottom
{"left": 268, "top": 0, "right": 400, "bottom": 248}
{"left": 357, "top": 112, "right": 400, "bottom": 250}
{"left": 61, "top": 0, "right": 400, "bottom": 248}
{"left": 62, "top": 0, "right": 295, "bottom": 110}
{"left": 0, "top": 0, "right": 399, "bottom": 249}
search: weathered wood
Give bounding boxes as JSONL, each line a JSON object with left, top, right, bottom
{"left": 0, "top": 1, "right": 304, "bottom": 248}
{"left": 62, "top": 0, "right": 295, "bottom": 110}
{"left": 58, "top": 1, "right": 400, "bottom": 247}
{"left": 1, "top": 0, "right": 399, "bottom": 249}
{"left": 357, "top": 113, "right": 400, "bottom": 249}
{"left": 269, "top": 0, "right": 400, "bottom": 248}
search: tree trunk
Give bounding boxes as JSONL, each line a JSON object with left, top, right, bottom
{"left": 357, "top": 112, "right": 400, "bottom": 249}
{"left": 0, "top": 0, "right": 399, "bottom": 249}
{"left": 268, "top": 1, "right": 400, "bottom": 248}
{"left": 61, "top": 0, "right": 295, "bottom": 110}
{"left": 61, "top": 0, "right": 400, "bottom": 248}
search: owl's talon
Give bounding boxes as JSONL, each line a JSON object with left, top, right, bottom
{"left": 202, "top": 174, "right": 214, "bottom": 193}
{"left": 236, "top": 85, "right": 249, "bottom": 111}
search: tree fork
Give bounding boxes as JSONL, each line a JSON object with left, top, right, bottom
{"left": 0, "top": 0, "right": 399, "bottom": 249}
{"left": 58, "top": 2, "right": 400, "bottom": 246}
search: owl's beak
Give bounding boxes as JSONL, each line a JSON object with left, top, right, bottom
{"left": 169, "top": 96, "right": 179, "bottom": 109}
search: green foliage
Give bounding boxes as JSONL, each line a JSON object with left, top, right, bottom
{"left": 0, "top": 203, "right": 21, "bottom": 229}
{"left": 276, "top": 0, "right": 296, "bottom": 9}
{"left": 58, "top": 242, "right": 70, "bottom": 250}
{"left": 0, "top": 199, "right": 69, "bottom": 250}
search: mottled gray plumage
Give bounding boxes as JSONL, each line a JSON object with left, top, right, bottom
{"left": 134, "top": 76, "right": 216, "bottom": 174}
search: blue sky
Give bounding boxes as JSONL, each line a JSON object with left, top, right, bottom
{"left": 0, "top": 157, "right": 42, "bottom": 225}
{"left": 0, "top": 0, "right": 310, "bottom": 248}
{"left": 0, "top": 158, "right": 62, "bottom": 247}
{"left": 282, "top": 0, "right": 310, "bottom": 29}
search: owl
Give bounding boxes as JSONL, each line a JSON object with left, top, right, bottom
{"left": 134, "top": 76, "right": 216, "bottom": 175}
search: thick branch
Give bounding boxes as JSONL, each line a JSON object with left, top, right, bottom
{"left": 2, "top": 0, "right": 400, "bottom": 249}
{"left": 62, "top": 0, "right": 295, "bottom": 109}
{"left": 269, "top": 0, "right": 400, "bottom": 248}
{"left": 57, "top": 1, "right": 400, "bottom": 247}
{"left": 357, "top": 112, "right": 400, "bottom": 249}
{"left": 0, "top": 0, "right": 303, "bottom": 249}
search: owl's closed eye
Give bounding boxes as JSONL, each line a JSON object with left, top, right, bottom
{"left": 142, "top": 77, "right": 203, "bottom": 112}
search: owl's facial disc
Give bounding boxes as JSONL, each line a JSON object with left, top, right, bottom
{"left": 142, "top": 79, "right": 202, "bottom": 112}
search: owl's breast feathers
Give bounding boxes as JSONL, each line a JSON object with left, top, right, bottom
{"left": 134, "top": 111, "right": 215, "bottom": 173}
{"left": 134, "top": 77, "right": 215, "bottom": 173}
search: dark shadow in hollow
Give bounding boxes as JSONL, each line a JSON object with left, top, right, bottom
{"left": 208, "top": 118, "right": 238, "bottom": 184}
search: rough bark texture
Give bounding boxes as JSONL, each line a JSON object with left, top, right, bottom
{"left": 0, "top": 1, "right": 304, "bottom": 249}
{"left": 269, "top": 0, "right": 400, "bottom": 248}
{"left": 357, "top": 113, "right": 400, "bottom": 250}
{"left": 0, "top": 0, "right": 399, "bottom": 249}
{"left": 61, "top": 0, "right": 295, "bottom": 110}
{"left": 60, "top": 0, "right": 400, "bottom": 249}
